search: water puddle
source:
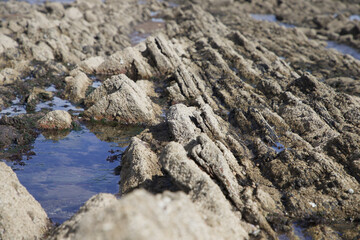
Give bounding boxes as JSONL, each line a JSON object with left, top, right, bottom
{"left": 91, "top": 81, "right": 102, "bottom": 88}
{"left": 349, "top": 15, "right": 360, "bottom": 21}
{"left": 2, "top": 123, "right": 143, "bottom": 224}
{"left": 1, "top": 95, "right": 83, "bottom": 118}
{"left": 278, "top": 223, "right": 312, "bottom": 240}
{"left": 326, "top": 41, "right": 360, "bottom": 60}
{"left": 250, "top": 14, "right": 295, "bottom": 28}
{"left": 35, "top": 96, "right": 83, "bottom": 113}
{"left": 0, "top": 97, "right": 27, "bottom": 117}
{"left": 271, "top": 142, "right": 286, "bottom": 153}
{"left": 45, "top": 84, "right": 57, "bottom": 93}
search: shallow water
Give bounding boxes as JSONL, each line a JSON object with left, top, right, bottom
{"left": 271, "top": 142, "right": 286, "bottom": 153}
{"left": 278, "top": 223, "right": 312, "bottom": 240}
{"left": 250, "top": 14, "right": 295, "bottom": 28}
{"left": 349, "top": 15, "right": 360, "bottom": 21}
{"left": 3, "top": 123, "right": 142, "bottom": 224}
{"left": 0, "top": 97, "right": 27, "bottom": 117}
{"left": 326, "top": 41, "right": 360, "bottom": 60}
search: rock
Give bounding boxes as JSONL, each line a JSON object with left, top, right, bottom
{"left": 32, "top": 42, "right": 55, "bottom": 61}
{"left": 64, "top": 71, "right": 92, "bottom": 103}
{"left": 84, "top": 74, "right": 159, "bottom": 124}
{"left": 0, "top": 125, "right": 20, "bottom": 149}
{"left": 0, "top": 68, "right": 20, "bottom": 85}
{"left": 37, "top": 110, "right": 72, "bottom": 130}
{"left": 50, "top": 189, "right": 244, "bottom": 240}
{"left": 80, "top": 56, "right": 105, "bottom": 74}
{"left": 96, "top": 47, "right": 154, "bottom": 79}
{"left": 120, "top": 137, "right": 162, "bottom": 194}
{"left": 48, "top": 193, "right": 117, "bottom": 240}
{"left": 0, "top": 34, "right": 18, "bottom": 54}
{"left": 0, "top": 162, "right": 50, "bottom": 240}
{"left": 26, "top": 87, "right": 53, "bottom": 110}
{"left": 160, "top": 142, "right": 251, "bottom": 240}
{"left": 84, "top": 10, "right": 98, "bottom": 22}
{"left": 64, "top": 7, "right": 83, "bottom": 21}
{"left": 167, "top": 104, "right": 200, "bottom": 143}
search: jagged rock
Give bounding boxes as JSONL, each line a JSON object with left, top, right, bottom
{"left": 84, "top": 74, "right": 159, "bottom": 124}
{"left": 64, "top": 71, "right": 92, "bottom": 103}
{"left": 80, "top": 56, "right": 105, "bottom": 74}
{"left": 31, "top": 42, "right": 55, "bottom": 62}
{"left": 0, "top": 162, "right": 50, "bottom": 240}
{"left": 48, "top": 193, "right": 117, "bottom": 240}
{"left": 27, "top": 87, "right": 53, "bottom": 110}
{"left": 0, "top": 125, "right": 20, "bottom": 149}
{"left": 50, "top": 189, "right": 245, "bottom": 240}
{"left": 0, "top": 68, "right": 20, "bottom": 85}
{"left": 167, "top": 104, "right": 200, "bottom": 143}
{"left": 120, "top": 137, "right": 162, "bottom": 194}
{"left": 0, "top": 34, "right": 18, "bottom": 54}
{"left": 96, "top": 47, "right": 154, "bottom": 79}
{"left": 160, "top": 142, "right": 252, "bottom": 240}
{"left": 37, "top": 110, "right": 72, "bottom": 130}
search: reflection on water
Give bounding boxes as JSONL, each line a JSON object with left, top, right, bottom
{"left": 3, "top": 124, "right": 143, "bottom": 224}
{"left": 0, "top": 97, "right": 27, "bottom": 117}
{"left": 35, "top": 96, "right": 83, "bottom": 113}
{"left": 278, "top": 223, "right": 312, "bottom": 240}
{"left": 1, "top": 95, "right": 83, "bottom": 118}
{"left": 271, "top": 142, "right": 286, "bottom": 153}
{"left": 326, "top": 41, "right": 360, "bottom": 60}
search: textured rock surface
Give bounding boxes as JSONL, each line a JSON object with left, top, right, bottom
{"left": 84, "top": 74, "right": 160, "bottom": 124}
{"left": 50, "top": 189, "right": 248, "bottom": 240}
{"left": 0, "top": 162, "right": 50, "bottom": 240}
{"left": 64, "top": 70, "right": 92, "bottom": 103}
{"left": 48, "top": 193, "right": 117, "bottom": 240}
{"left": 1, "top": 0, "right": 360, "bottom": 238}
{"left": 37, "top": 110, "right": 72, "bottom": 130}
{"left": 120, "top": 137, "right": 162, "bottom": 194}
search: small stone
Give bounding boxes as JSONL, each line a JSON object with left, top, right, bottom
{"left": 37, "top": 110, "right": 72, "bottom": 130}
{"left": 348, "top": 188, "right": 354, "bottom": 194}
{"left": 309, "top": 202, "right": 317, "bottom": 208}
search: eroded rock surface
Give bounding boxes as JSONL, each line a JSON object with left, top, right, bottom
{"left": 0, "top": 162, "right": 50, "bottom": 240}
{"left": 84, "top": 74, "right": 160, "bottom": 124}
{"left": 50, "top": 189, "right": 250, "bottom": 240}
{"left": 1, "top": 0, "right": 360, "bottom": 239}
{"left": 37, "top": 110, "right": 72, "bottom": 130}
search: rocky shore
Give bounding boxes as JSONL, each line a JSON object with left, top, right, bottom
{"left": 1, "top": 0, "right": 360, "bottom": 239}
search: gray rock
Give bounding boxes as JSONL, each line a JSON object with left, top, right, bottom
{"left": 64, "top": 7, "right": 83, "bottom": 21}
{"left": 48, "top": 193, "right": 117, "bottom": 240}
{"left": 0, "top": 68, "right": 20, "bottom": 85}
{"left": 64, "top": 71, "right": 92, "bottom": 103}
{"left": 84, "top": 74, "right": 159, "bottom": 124}
{"left": 80, "top": 56, "right": 105, "bottom": 74}
{"left": 50, "top": 189, "right": 242, "bottom": 240}
{"left": 37, "top": 110, "right": 72, "bottom": 130}
{"left": 0, "top": 162, "right": 50, "bottom": 240}
{"left": 120, "top": 137, "right": 162, "bottom": 194}
{"left": 160, "top": 142, "right": 251, "bottom": 240}
{"left": 0, "top": 34, "right": 18, "bottom": 54}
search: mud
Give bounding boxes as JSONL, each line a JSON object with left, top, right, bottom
{"left": 0, "top": 0, "right": 360, "bottom": 239}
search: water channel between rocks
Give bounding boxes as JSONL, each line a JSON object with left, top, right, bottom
{"left": 2, "top": 123, "right": 143, "bottom": 224}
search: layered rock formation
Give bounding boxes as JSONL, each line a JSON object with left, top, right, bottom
{"left": 0, "top": 0, "right": 360, "bottom": 239}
